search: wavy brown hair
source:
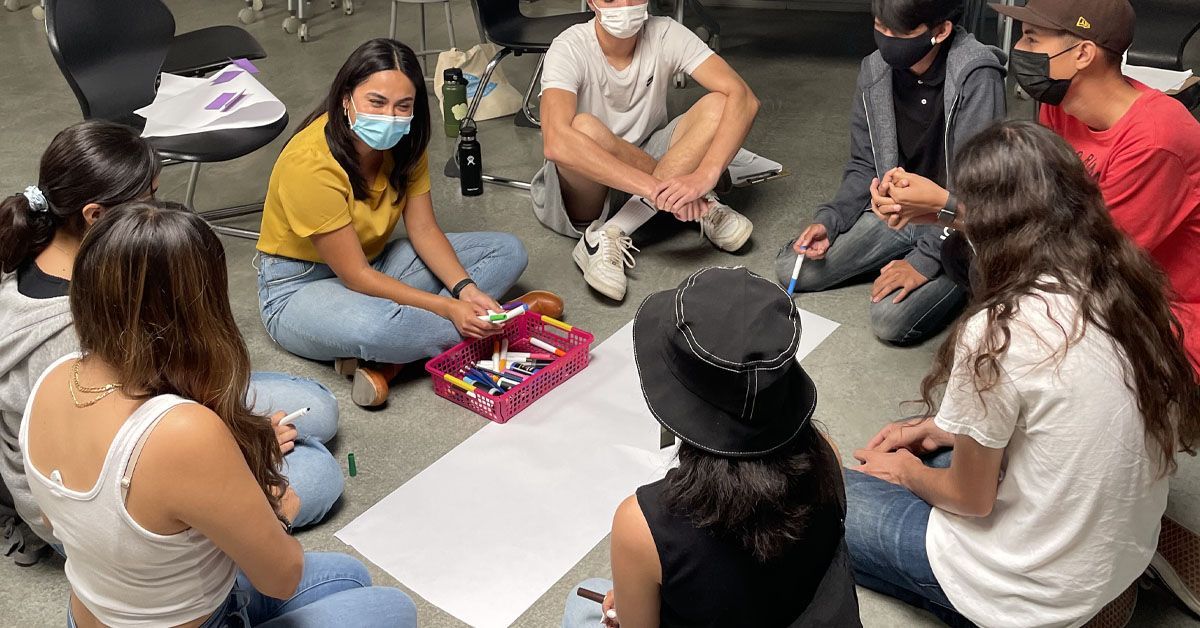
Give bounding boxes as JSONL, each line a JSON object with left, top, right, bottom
{"left": 920, "top": 121, "right": 1200, "bottom": 476}
{"left": 71, "top": 201, "right": 286, "bottom": 510}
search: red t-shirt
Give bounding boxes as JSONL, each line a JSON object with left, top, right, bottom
{"left": 1042, "top": 81, "right": 1200, "bottom": 375}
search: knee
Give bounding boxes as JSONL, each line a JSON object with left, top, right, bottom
{"left": 494, "top": 232, "right": 529, "bottom": 273}
{"left": 377, "top": 588, "right": 418, "bottom": 626}
{"left": 869, "top": 300, "right": 919, "bottom": 345}
{"left": 571, "top": 113, "right": 610, "bottom": 143}
{"left": 305, "top": 551, "right": 372, "bottom": 586}
{"left": 694, "top": 92, "right": 728, "bottom": 121}
{"left": 302, "top": 380, "right": 340, "bottom": 443}
{"left": 774, "top": 241, "right": 800, "bottom": 287}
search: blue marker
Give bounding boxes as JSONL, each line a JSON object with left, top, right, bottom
{"left": 787, "top": 246, "right": 808, "bottom": 296}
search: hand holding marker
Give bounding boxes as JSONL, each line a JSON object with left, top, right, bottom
{"left": 278, "top": 407, "right": 309, "bottom": 427}
{"left": 576, "top": 588, "right": 618, "bottom": 622}
{"left": 787, "top": 246, "right": 808, "bottom": 296}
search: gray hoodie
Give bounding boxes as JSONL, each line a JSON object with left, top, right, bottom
{"left": 0, "top": 270, "right": 76, "bottom": 544}
{"left": 813, "top": 28, "right": 1007, "bottom": 279}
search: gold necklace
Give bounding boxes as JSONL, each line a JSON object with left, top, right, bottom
{"left": 69, "top": 359, "right": 123, "bottom": 408}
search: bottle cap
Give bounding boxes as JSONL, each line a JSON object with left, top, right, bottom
{"left": 444, "top": 67, "right": 464, "bottom": 83}
{"left": 459, "top": 120, "right": 477, "bottom": 138}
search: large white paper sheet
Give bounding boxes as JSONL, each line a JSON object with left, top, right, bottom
{"left": 337, "top": 309, "right": 839, "bottom": 628}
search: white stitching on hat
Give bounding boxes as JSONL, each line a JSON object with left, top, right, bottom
{"left": 674, "top": 266, "right": 800, "bottom": 372}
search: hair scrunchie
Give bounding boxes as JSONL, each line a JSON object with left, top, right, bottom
{"left": 22, "top": 186, "right": 49, "bottom": 213}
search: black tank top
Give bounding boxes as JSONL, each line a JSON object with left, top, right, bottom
{"left": 635, "top": 444, "right": 861, "bottom": 627}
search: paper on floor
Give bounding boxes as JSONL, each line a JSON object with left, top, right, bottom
{"left": 136, "top": 64, "right": 285, "bottom": 138}
{"left": 336, "top": 310, "right": 839, "bottom": 628}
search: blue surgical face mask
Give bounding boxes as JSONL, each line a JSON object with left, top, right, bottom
{"left": 348, "top": 100, "right": 412, "bottom": 151}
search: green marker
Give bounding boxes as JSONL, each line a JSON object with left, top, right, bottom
{"left": 348, "top": 453, "right": 357, "bottom": 477}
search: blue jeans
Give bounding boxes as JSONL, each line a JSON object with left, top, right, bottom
{"left": 247, "top": 373, "right": 343, "bottom": 529}
{"left": 69, "top": 552, "right": 415, "bottom": 628}
{"left": 257, "top": 233, "right": 528, "bottom": 364}
{"left": 562, "top": 578, "right": 613, "bottom": 628}
{"left": 843, "top": 450, "right": 973, "bottom": 628}
{"left": 775, "top": 213, "right": 966, "bottom": 345}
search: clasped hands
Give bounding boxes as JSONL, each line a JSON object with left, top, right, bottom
{"left": 647, "top": 169, "right": 719, "bottom": 223}
{"left": 869, "top": 167, "right": 950, "bottom": 230}
{"left": 853, "top": 417, "right": 954, "bottom": 486}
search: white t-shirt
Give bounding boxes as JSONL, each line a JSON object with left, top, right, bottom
{"left": 926, "top": 287, "right": 1168, "bottom": 628}
{"left": 541, "top": 17, "right": 714, "bottom": 146}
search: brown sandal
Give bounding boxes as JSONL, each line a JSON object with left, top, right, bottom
{"left": 349, "top": 362, "right": 405, "bottom": 408}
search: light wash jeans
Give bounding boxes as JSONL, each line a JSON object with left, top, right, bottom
{"left": 257, "top": 233, "right": 528, "bottom": 364}
{"left": 562, "top": 577, "right": 613, "bottom": 628}
{"left": 69, "top": 552, "right": 415, "bottom": 628}
{"left": 774, "top": 213, "right": 966, "bottom": 345}
{"left": 843, "top": 450, "right": 973, "bottom": 628}
{"left": 246, "top": 372, "right": 342, "bottom": 529}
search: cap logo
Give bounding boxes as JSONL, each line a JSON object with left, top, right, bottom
{"left": 1076, "top": 16, "right": 1092, "bottom": 29}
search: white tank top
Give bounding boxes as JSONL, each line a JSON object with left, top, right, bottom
{"left": 20, "top": 354, "right": 237, "bottom": 627}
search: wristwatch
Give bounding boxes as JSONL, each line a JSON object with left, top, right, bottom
{"left": 938, "top": 193, "right": 959, "bottom": 227}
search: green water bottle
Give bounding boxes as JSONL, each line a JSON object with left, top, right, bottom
{"left": 442, "top": 68, "right": 468, "bottom": 138}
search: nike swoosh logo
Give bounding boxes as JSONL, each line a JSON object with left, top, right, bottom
{"left": 585, "top": 237, "right": 600, "bottom": 256}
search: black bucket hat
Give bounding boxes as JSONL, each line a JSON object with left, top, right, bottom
{"left": 633, "top": 267, "right": 817, "bottom": 458}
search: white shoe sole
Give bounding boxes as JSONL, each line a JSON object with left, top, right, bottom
{"left": 709, "top": 220, "right": 753, "bottom": 252}
{"left": 1149, "top": 554, "right": 1200, "bottom": 616}
{"left": 573, "top": 239, "right": 627, "bottom": 301}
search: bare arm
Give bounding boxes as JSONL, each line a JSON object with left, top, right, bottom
{"left": 686, "top": 55, "right": 759, "bottom": 183}
{"left": 139, "top": 405, "right": 304, "bottom": 599}
{"left": 310, "top": 224, "right": 452, "bottom": 316}
{"left": 541, "top": 88, "right": 660, "bottom": 198}
{"left": 404, "top": 192, "right": 472, "bottom": 290}
{"left": 856, "top": 433, "right": 1003, "bottom": 517}
{"left": 610, "top": 494, "right": 662, "bottom": 628}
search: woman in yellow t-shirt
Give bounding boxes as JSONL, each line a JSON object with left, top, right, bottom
{"left": 256, "top": 39, "right": 555, "bottom": 407}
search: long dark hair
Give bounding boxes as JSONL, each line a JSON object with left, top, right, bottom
{"left": 920, "top": 120, "right": 1200, "bottom": 475}
{"left": 872, "top": 0, "right": 961, "bottom": 32}
{"left": 300, "top": 38, "right": 431, "bottom": 202}
{"left": 663, "top": 423, "right": 842, "bottom": 562}
{"left": 0, "top": 121, "right": 159, "bottom": 274}
{"left": 72, "top": 201, "right": 286, "bottom": 511}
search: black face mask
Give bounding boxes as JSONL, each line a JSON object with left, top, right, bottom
{"left": 874, "top": 29, "right": 936, "bottom": 69}
{"left": 1010, "top": 44, "right": 1081, "bottom": 106}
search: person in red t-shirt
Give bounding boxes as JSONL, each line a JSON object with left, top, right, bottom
{"left": 861, "top": 0, "right": 1200, "bottom": 616}
{"left": 868, "top": 0, "right": 1200, "bottom": 381}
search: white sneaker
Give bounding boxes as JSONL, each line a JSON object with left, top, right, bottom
{"left": 700, "top": 199, "right": 753, "bottom": 252}
{"left": 573, "top": 221, "right": 638, "bottom": 301}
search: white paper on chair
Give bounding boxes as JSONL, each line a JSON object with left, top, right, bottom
{"left": 1123, "top": 63, "right": 1194, "bottom": 93}
{"left": 335, "top": 309, "right": 839, "bottom": 628}
{"left": 136, "top": 64, "right": 286, "bottom": 138}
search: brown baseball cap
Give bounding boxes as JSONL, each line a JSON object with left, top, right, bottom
{"left": 990, "top": 0, "right": 1136, "bottom": 53}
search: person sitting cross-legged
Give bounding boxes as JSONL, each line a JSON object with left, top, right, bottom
{"left": 535, "top": 0, "right": 761, "bottom": 301}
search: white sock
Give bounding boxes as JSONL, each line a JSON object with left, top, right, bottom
{"left": 602, "top": 196, "right": 657, "bottom": 236}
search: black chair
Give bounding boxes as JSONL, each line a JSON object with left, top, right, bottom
{"left": 444, "top": 1, "right": 591, "bottom": 189}
{"left": 1128, "top": 0, "right": 1200, "bottom": 110}
{"left": 163, "top": 25, "right": 266, "bottom": 77}
{"left": 45, "top": 0, "right": 287, "bottom": 239}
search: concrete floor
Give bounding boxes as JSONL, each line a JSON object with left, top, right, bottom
{"left": 2, "top": 1, "right": 1200, "bottom": 626}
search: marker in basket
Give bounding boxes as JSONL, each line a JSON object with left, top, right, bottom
{"left": 529, "top": 337, "right": 567, "bottom": 357}
{"left": 277, "top": 407, "right": 310, "bottom": 427}
{"left": 540, "top": 315, "right": 573, "bottom": 332}
{"left": 500, "top": 338, "right": 509, "bottom": 371}
{"left": 443, "top": 373, "right": 481, "bottom": 399}
{"left": 575, "top": 588, "right": 618, "bottom": 621}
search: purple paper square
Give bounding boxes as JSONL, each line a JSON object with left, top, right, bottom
{"left": 211, "top": 70, "right": 241, "bottom": 85}
{"left": 205, "top": 92, "right": 237, "bottom": 110}
{"left": 230, "top": 58, "right": 259, "bottom": 74}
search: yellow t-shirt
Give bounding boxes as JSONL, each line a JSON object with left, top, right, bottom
{"left": 256, "top": 113, "right": 432, "bottom": 262}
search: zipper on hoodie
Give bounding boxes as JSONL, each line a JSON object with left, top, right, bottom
{"left": 863, "top": 92, "right": 880, "bottom": 179}
{"left": 944, "top": 93, "right": 962, "bottom": 187}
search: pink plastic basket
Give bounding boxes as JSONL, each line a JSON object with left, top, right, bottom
{"left": 425, "top": 312, "right": 594, "bottom": 423}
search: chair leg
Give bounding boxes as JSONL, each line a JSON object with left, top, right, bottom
{"left": 464, "top": 46, "right": 511, "bottom": 122}
{"left": 389, "top": 0, "right": 397, "bottom": 40}
{"left": 419, "top": 3, "right": 428, "bottom": 74}
{"left": 514, "top": 54, "right": 545, "bottom": 129}
{"left": 180, "top": 162, "right": 262, "bottom": 240}
{"left": 444, "top": 0, "right": 456, "bottom": 49}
